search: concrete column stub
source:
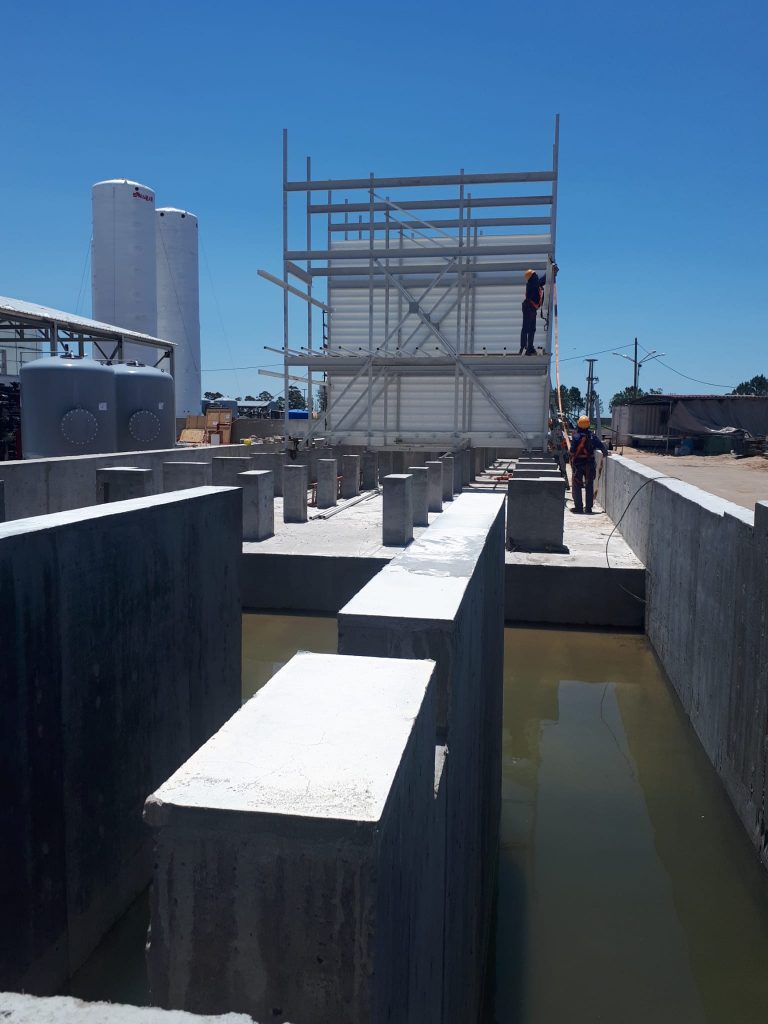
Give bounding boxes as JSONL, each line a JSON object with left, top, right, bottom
{"left": 440, "top": 457, "right": 454, "bottom": 502}
{"left": 238, "top": 469, "right": 275, "bottom": 541}
{"left": 97, "top": 467, "right": 153, "bottom": 503}
{"left": 316, "top": 459, "right": 338, "bottom": 509}
{"left": 425, "top": 461, "right": 443, "bottom": 514}
{"left": 362, "top": 451, "right": 378, "bottom": 490}
{"left": 162, "top": 461, "right": 212, "bottom": 492}
{"left": 283, "top": 464, "right": 309, "bottom": 523}
{"left": 382, "top": 473, "right": 413, "bottom": 546}
{"left": 341, "top": 454, "right": 361, "bottom": 499}
{"left": 408, "top": 466, "right": 429, "bottom": 527}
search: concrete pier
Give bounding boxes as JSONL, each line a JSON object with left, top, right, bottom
{"left": 461, "top": 450, "right": 471, "bottom": 486}
{"left": 239, "top": 470, "right": 274, "bottom": 541}
{"left": 377, "top": 450, "right": 393, "bottom": 483}
{"left": 441, "top": 456, "right": 454, "bottom": 502}
{"left": 249, "top": 451, "right": 283, "bottom": 496}
{"left": 145, "top": 652, "right": 441, "bottom": 1022}
{"left": 0, "top": 487, "right": 242, "bottom": 994}
{"left": 340, "top": 454, "right": 360, "bottom": 499}
{"left": 162, "top": 461, "right": 212, "bottom": 491}
{"left": 507, "top": 477, "right": 566, "bottom": 551}
{"left": 362, "top": 450, "right": 378, "bottom": 489}
{"left": 0, "top": 479, "right": 5, "bottom": 522}
{"left": 453, "top": 454, "right": 463, "bottom": 494}
{"left": 97, "top": 467, "right": 153, "bottom": 502}
{"left": 426, "top": 461, "right": 443, "bottom": 513}
{"left": 316, "top": 458, "right": 338, "bottom": 508}
{"left": 382, "top": 473, "right": 413, "bottom": 546}
{"left": 408, "top": 465, "right": 429, "bottom": 527}
{"left": 283, "top": 464, "right": 308, "bottom": 523}
{"left": 211, "top": 456, "right": 254, "bottom": 486}
{"left": 339, "top": 493, "right": 506, "bottom": 1024}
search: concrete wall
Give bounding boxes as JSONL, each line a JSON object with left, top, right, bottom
{"left": 337, "top": 493, "right": 506, "bottom": 1024}
{"left": 242, "top": 551, "right": 388, "bottom": 614}
{"left": 0, "top": 488, "right": 243, "bottom": 994}
{"left": 0, "top": 445, "right": 255, "bottom": 521}
{"left": 600, "top": 454, "right": 768, "bottom": 869}
{"left": 144, "top": 653, "right": 442, "bottom": 1023}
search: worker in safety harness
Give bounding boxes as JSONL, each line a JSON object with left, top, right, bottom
{"left": 519, "top": 263, "right": 557, "bottom": 355}
{"left": 547, "top": 418, "right": 569, "bottom": 479}
{"left": 569, "top": 415, "right": 608, "bottom": 514}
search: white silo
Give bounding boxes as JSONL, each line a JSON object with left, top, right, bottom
{"left": 91, "top": 179, "right": 158, "bottom": 363}
{"left": 155, "top": 207, "right": 201, "bottom": 417}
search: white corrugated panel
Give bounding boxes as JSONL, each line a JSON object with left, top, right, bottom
{"left": 325, "top": 234, "right": 552, "bottom": 443}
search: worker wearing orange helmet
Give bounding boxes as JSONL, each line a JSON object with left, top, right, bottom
{"left": 519, "top": 262, "right": 557, "bottom": 356}
{"left": 569, "top": 415, "right": 609, "bottom": 514}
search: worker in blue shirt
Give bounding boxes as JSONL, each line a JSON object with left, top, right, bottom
{"left": 569, "top": 415, "right": 609, "bottom": 513}
{"left": 519, "top": 263, "right": 557, "bottom": 355}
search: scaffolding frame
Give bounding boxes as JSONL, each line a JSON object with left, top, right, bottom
{"left": 260, "top": 118, "right": 559, "bottom": 451}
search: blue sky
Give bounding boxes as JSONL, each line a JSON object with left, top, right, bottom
{"left": 2, "top": 0, "right": 766, "bottom": 405}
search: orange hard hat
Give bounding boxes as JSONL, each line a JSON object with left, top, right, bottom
{"left": 577, "top": 415, "right": 590, "bottom": 428}
{"left": 524, "top": 269, "right": 535, "bottom": 280}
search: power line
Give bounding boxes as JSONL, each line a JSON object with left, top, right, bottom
{"left": 560, "top": 343, "right": 633, "bottom": 363}
{"left": 634, "top": 342, "right": 735, "bottom": 389}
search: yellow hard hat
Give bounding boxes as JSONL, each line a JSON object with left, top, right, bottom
{"left": 524, "top": 269, "right": 535, "bottom": 280}
{"left": 577, "top": 415, "right": 590, "bottom": 428}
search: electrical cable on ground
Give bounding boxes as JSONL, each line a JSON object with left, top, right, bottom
{"left": 603, "top": 472, "right": 670, "bottom": 605}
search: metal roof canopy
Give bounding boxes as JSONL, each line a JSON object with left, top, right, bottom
{"left": 0, "top": 296, "right": 176, "bottom": 371}
{"left": 258, "top": 120, "right": 559, "bottom": 451}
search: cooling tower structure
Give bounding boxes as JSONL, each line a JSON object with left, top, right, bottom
{"left": 156, "top": 207, "right": 201, "bottom": 416}
{"left": 91, "top": 179, "right": 158, "bottom": 364}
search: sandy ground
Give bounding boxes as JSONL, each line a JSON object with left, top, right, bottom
{"left": 621, "top": 448, "right": 768, "bottom": 511}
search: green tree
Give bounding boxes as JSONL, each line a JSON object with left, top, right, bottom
{"left": 244, "top": 394, "right": 256, "bottom": 401}
{"left": 552, "top": 385, "right": 584, "bottom": 417}
{"left": 609, "top": 386, "right": 663, "bottom": 409}
{"left": 288, "top": 385, "right": 306, "bottom": 410}
{"left": 203, "top": 390, "right": 223, "bottom": 401}
{"left": 731, "top": 374, "right": 768, "bottom": 396}
{"left": 257, "top": 390, "right": 274, "bottom": 402}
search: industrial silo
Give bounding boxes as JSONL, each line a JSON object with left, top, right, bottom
{"left": 113, "top": 361, "right": 175, "bottom": 451}
{"left": 20, "top": 354, "right": 118, "bottom": 459}
{"left": 91, "top": 179, "right": 158, "bottom": 362}
{"left": 156, "top": 207, "right": 201, "bottom": 417}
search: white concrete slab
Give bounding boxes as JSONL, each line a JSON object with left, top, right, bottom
{"left": 0, "top": 992, "right": 258, "bottom": 1023}
{"left": 146, "top": 652, "right": 434, "bottom": 824}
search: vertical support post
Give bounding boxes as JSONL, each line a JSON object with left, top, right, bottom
{"left": 282, "top": 128, "right": 290, "bottom": 445}
{"left": 382, "top": 474, "right": 413, "bottom": 547}
{"left": 239, "top": 470, "right": 275, "bottom": 542}
{"left": 316, "top": 459, "right": 337, "bottom": 509}
{"left": 407, "top": 466, "right": 429, "bottom": 527}
{"left": 441, "top": 456, "right": 454, "bottom": 502}
{"left": 425, "top": 461, "right": 443, "bottom": 513}
{"left": 283, "top": 464, "right": 308, "bottom": 523}
{"left": 362, "top": 451, "right": 378, "bottom": 490}
{"left": 367, "top": 173, "right": 375, "bottom": 447}
{"left": 306, "top": 154, "right": 313, "bottom": 416}
{"left": 341, "top": 454, "right": 360, "bottom": 499}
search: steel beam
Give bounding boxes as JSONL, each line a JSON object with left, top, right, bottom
{"left": 327, "top": 215, "right": 551, "bottom": 232}
{"left": 309, "top": 195, "right": 552, "bottom": 214}
{"left": 308, "top": 260, "right": 544, "bottom": 277}
{"left": 286, "top": 241, "right": 551, "bottom": 261}
{"left": 287, "top": 170, "right": 555, "bottom": 191}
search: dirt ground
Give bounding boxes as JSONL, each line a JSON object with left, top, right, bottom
{"left": 620, "top": 448, "right": 768, "bottom": 511}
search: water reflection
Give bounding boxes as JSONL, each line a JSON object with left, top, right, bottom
{"left": 491, "top": 629, "right": 768, "bottom": 1024}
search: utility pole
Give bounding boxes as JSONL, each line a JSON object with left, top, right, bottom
{"left": 585, "top": 359, "right": 598, "bottom": 423}
{"left": 633, "top": 337, "right": 638, "bottom": 392}
{"left": 613, "top": 339, "right": 665, "bottom": 393}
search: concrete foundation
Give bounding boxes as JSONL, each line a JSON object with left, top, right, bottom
{"left": 452, "top": 455, "right": 463, "bottom": 494}
{"left": 0, "top": 488, "right": 242, "bottom": 994}
{"left": 162, "top": 461, "right": 212, "bottom": 491}
{"left": 507, "top": 477, "right": 566, "bottom": 552}
{"left": 362, "top": 450, "right": 378, "bottom": 489}
{"left": 248, "top": 451, "right": 283, "bottom": 497}
{"left": 425, "top": 461, "right": 443, "bottom": 514}
{"left": 239, "top": 470, "right": 274, "bottom": 542}
{"left": 441, "top": 457, "right": 454, "bottom": 502}
{"left": 382, "top": 474, "right": 413, "bottom": 546}
{"left": 0, "top": 479, "right": 5, "bottom": 522}
{"left": 338, "top": 493, "right": 506, "bottom": 1024}
{"left": 97, "top": 467, "right": 153, "bottom": 502}
{"left": 600, "top": 453, "right": 768, "bottom": 869}
{"left": 211, "top": 457, "right": 254, "bottom": 486}
{"left": 316, "top": 458, "right": 338, "bottom": 509}
{"left": 145, "top": 652, "right": 441, "bottom": 1023}
{"left": 283, "top": 464, "right": 308, "bottom": 523}
{"left": 0, "top": 444, "right": 256, "bottom": 522}
{"left": 340, "top": 454, "right": 360, "bottom": 499}
{"left": 408, "top": 466, "right": 429, "bottom": 527}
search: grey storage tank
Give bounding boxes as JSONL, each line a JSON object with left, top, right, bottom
{"left": 20, "top": 353, "right": 118, "bottom": 459}
{"left": 113, "top": 361, "right": 175, "bottom": 452}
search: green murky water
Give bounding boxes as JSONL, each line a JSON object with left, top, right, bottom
{"left": 492, "top": 628, "right": 768, "bottom": 1024}
{"left": 69, "top": 618, "right": 768, "bottom": 1021}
